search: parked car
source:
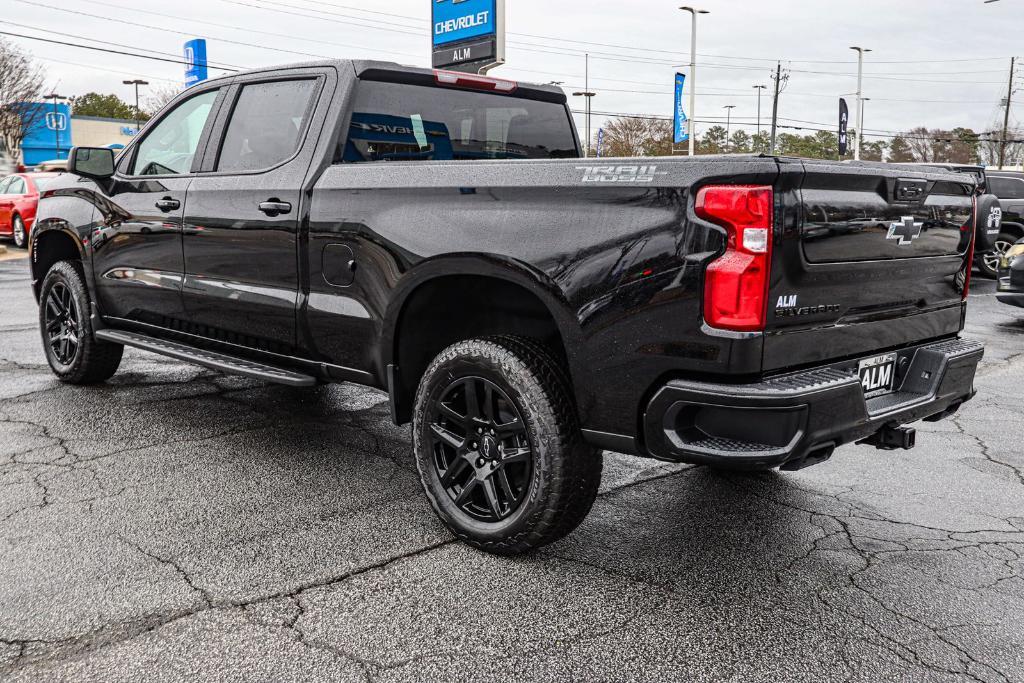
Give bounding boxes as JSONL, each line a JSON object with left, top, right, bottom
{"left": 996, "top": 236, "right": 1024, "bottom": 308}
{"left": 32, "top": 160, "right": 68, "bottom": 173}
{"left": 893, "top": 162, "right": 1003, "bottom": 277}
{"left": 0, "top": 172, "right": 62, "bottom": 249}
{"left": 987, "top": 171, "right": 1024, "bottom": 276}
{"left": 31, "top": 60, "right": 983, "bottom": 554}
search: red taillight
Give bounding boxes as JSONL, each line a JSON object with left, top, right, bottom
{"left": 433, "top": 70, "right": 518, "bottom": 93}
{"left": 697, "top": 185, "right": 774, "bottom": 332}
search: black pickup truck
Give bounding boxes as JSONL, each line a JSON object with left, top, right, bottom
{"left": 30, "top": 60, "right": 983, "bottom": 554}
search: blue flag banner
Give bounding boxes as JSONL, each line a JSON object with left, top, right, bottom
{"left": 673, "top": 73, "right": 688, "bottom": 144}
{"left": 596, "top": 128, "right": 604, "bottom": 158}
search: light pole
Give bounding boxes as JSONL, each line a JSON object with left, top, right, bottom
{"left": 573, "top": 91, "right": 596, "bottom": 157}
{"left": 723, "top": 105, "right": 736, "bottom": 152}
{"left": 123, "top": 79, "right": 149, "bottom": 137}
{"left": 680, "top": 6, "right": 709, "bottom": 156}
{"left": 753, "top": 85, "right": 767, "bottom": 139}
{"left": 850, "top": 47, "right": 871, "bottom": 161}
{"left": 42, "top": 93, "right": 67, "bottom": 160}
{"left": 859, "top": 97, "right": 870, "bottom": 157}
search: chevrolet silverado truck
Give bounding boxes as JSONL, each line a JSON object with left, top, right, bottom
{"left": 30, "top": 60, "right": 983, "bottom": 554}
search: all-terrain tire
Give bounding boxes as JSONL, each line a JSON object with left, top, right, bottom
{"left": 39, "top": 260, "right": 123, "bottom": 384}
{"left": 412, "top": 336, "right": 602, "bottom": 555}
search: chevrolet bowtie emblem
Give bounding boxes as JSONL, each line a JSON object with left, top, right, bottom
{"left": 887, "top": 216, "right": 924, "bottom": 246}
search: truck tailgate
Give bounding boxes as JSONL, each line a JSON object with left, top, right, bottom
{"left": 763, "top": 159, "right": 975, "bottom": 372}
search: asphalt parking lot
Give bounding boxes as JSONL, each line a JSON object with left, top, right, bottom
{"left": 0, "top": 253, "right": 1022, "bottom": 682}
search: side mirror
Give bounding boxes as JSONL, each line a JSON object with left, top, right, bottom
{"left": 68, "top": 147, "right": 115, "bottom": 179}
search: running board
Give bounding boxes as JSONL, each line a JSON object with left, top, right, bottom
{"left": 95, "top": 329, "right": 317, "bottom": 387}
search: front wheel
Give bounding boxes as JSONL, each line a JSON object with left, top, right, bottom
{"left": 412, "top": 336, "right": 602, "bottom": 555}
{"left": 39, "top": 261, "right": 123, "bottom": 384}
{"left": 12, "top": 215, "right": 27, "bottom": 249}
{"left": 977, "top": 232, "right": 1017, "bottom": 279}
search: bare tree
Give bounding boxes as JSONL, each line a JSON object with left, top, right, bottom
{"left": 0, "top": 38, "right": 48, "bottom": 162}
{"left": 144, "top": 81, "right": 185, "bottom": 117}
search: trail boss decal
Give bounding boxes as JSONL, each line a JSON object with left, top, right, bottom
{"left": 578, "top": 165, "right": 668, "bottom": 183}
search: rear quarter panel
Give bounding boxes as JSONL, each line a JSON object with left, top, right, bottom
{"left": 307, "top": 156, "right": 780, "bottom": 438}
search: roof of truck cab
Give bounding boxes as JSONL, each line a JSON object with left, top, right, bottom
{"left": 184, "top": 59, "right": 566, "bottom": 100}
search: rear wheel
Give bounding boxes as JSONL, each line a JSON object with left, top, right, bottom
{"left": 977, "top": 231, "right": 1017, "bottom": 279}
{"left": 412, "top": 336, "right": 601, "bottom": 555}
{"left": 11, "top": 215, "right": 27, "bottom": 249}
{"left": 39, "top": 261, "right": 123, "bottom": 384}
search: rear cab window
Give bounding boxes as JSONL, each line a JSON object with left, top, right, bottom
{"left": 341, "top": 80, "right": 578, "bottom": 163}
{"left": 216, "top": 79, "right": 319, "bottom": 172}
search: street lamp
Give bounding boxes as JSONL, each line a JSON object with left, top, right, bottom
{"left": 859, "top": 98, "right": 871, "bottom": 156}
{"left": 573, "top": 91, "right": 596, "bottom": 157}
{"left": 849, "top": 47, "right": 871, "bottom": 161}
{"left": 680, "top": 6, "right": 709, "bottom": 156}
{"left": 123, "top": 79, "right": 149, "bottom": 138}
{"left": 42, "top": 93, "right": 67, "bottom": 160}
{"left": 723, "top": 105, "right": 736, "bottom": 152}
{"left": 752, "top": 85, "right": 767, "bottom": 138}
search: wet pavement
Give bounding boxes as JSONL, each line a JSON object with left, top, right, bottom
{"left": 0, "top": 253, "right": 1022, "bottom": 682}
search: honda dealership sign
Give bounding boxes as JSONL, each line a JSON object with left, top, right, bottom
{"left": 432, "top": 0, "right": 505, "bottom": 74}
{"left": 184, "top": 38, "right": 208, "bottom": 87}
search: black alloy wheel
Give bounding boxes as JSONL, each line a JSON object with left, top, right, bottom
{"left": 428, "top": 376, "right": 532, "bottom": 522}
{"left": 38, "top": 260, "right": 123, "bottom": 384}
{"left": 412, "top": 336, "right": 602, "bottom": 555}
{"left": 44, "top": 281, "right": 81, "bottom": 366}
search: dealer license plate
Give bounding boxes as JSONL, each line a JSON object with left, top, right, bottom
{"left": 858, "top": 352, "right": 898, "bottom": 398}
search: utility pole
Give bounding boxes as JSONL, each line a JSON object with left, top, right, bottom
{"left": 723, "top": 105, "right": 736, "bottom": 152}
{"left": 998, "top": 56, "right": 1016, "bottom": 170}
{"left": 42, "top": 93, "right": 66, "bottom": 160}
{"left": 123, "top": 79, "right": 149, "bottom": 137}
{"left": 573, "top": 54, "right": 596, "bottom": 157}
{"left": 680, "top": 6, "right": 709, "bottom": 156}
{"left": 850, "top": 46, "right": 871, "bottom": 161}
{"left": 769, "top": 62, "right": 781, "bottom": 154}
{"left": 753, "top": 84, "right": 767, "bottom": 138}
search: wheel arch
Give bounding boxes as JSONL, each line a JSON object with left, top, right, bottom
{"left": 29, "top": 226, "right": 85, "bottom": 300}
{"left": 383, "top": 256, "right": 584, "bottom": 424}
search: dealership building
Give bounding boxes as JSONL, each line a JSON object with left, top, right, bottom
{"left": 20, "top": 102, "right": 139, "bottom": 166}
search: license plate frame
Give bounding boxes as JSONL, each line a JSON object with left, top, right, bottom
{"left": 858, "top": 352, "right": 898, "bottom": 398}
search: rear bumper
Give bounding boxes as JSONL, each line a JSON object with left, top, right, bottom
{"left": 642, "top": 337, "right": 983, "bottom": 469}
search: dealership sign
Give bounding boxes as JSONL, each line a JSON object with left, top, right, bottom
{"left": 432, "top": 0, "right": 505, "bottom": 74}
{"left": 184, "top": 38, "right": 208, "bottom": 87}
{"left": 673, "top": 73, "right": 688, "bottom": 144}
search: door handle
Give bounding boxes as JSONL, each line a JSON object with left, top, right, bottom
{"left": 155, "top": 197, "right": 180, "bottom": 212}
{"left": 258, "top": 200, "right": 292, "bottom": 216}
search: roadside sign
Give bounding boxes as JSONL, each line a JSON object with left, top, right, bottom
{"left": 431, "top": 0, "right": 505, "bottom": 74}
{"left": 838, "top": 98, "right": 849, "bottom": 156}
{"left": 596, "top": 128, "right": 604, "bottom": 157}
{"left": 673, "top": 73, "right": 688, "bottom": 144}
{"left": 184, "top": 38, "right": 208, "bottom": 87}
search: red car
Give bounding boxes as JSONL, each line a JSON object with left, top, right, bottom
{"left": 0, "top": 172, "right": 62, "bottom": 249}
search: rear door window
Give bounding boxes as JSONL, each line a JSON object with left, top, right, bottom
{"left": 215, "top": 79, "right": 318, "bottom": 172}
{"left": 6, "top": 177, "right": 26, "bottom": 194}
{"left": 341, "top": 81, "right": 578, "bottom": 162}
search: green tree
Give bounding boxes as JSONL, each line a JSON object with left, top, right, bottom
{"left": 71, "top": 92, "right": 150, "bottom": 122}
{"left": 888, "top": 135, "right": 913, "bottom": 162}
{"left": 729, "top": 130, "right": 752, "bottom": 154}
{"left": 697, "top": 125, "right": 728, "bottom": 154}
{"left": 861, "top": 139, "right": 888, "bottom": 162}
{"left": 750, "top": 131, "right": 770, "bottom": 155}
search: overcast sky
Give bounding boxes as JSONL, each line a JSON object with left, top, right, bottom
{"left": 4, "top": 0, "right": 1023, "bottom": 144}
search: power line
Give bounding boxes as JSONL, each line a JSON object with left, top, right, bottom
{"left": 0, "top": 28, "right": 239, "bottom": 71}
{"left": 258, "top": 0, "right": 1016, "bottom": 66}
